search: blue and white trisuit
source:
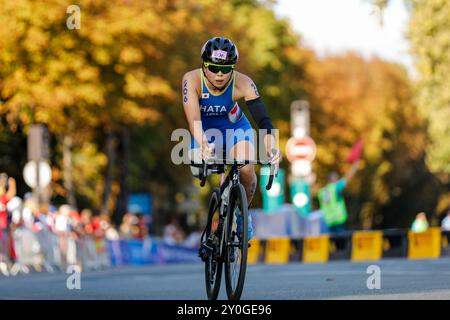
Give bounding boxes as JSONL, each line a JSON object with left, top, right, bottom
{"left": 190, "top": 70, "right": 255, "bottom": 159}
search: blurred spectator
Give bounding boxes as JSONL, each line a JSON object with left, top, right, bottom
{"left": 6, "top": 196, "right": 22, "bottom": 228}
{"left": 441, "top": 211, "right": 450, "bottom": 231}
{"left": 0, "top": 173, "right": 16, "bottom": 276}
{"left": 318, "top": 160, "right": 360, "bottom": 233}
{"left": 55, "top": 205, "right": 71, "bottom": 233}
{"left": 11, "top": 198, "right": 42, "bottom": 275}
{"left": 163, "top": 218, "right": 186, "bottom": 245}
{"left": 411, "top": 212, "right": 429, "bottom": 232}
{"left": 119, "top": 213, "right": 135, "bottom": 239}
{"left": 32, "top": 204, "right": 56, "bottom": 273}
{"left": 99, "top": 212, "right": 120, "bottom": 241}
{"left": 0, "top": 185, "right": 123, "bottom": 275}
{"left": 55, "top": 204, "right": 73, "bottom": 266}
{"left": 119, "top": 212, "right": 149, "bottom": 240}
{"left": 183, "top": 228, "right": 202, "bottom": 248}
{"left": 92, "top": 212, "right": 111, "bottom": 269}
{"left": 47, "top": 205, "right": 58, "bottom": 228}
{"left": 79, "top": 209, "right": 96, "bottom": 270}
{"left": 135, "top": 214, "right": 149, "bottom": 240}
{"left": 80, "top": 209, "right": 94, "bottom": 235}
{"left": 21, "top": 196, "right": 37, "bottom": 229}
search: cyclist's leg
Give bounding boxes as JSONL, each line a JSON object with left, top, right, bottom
{"left": 226, "top": 124, "right": 257, "bottom": 204}
{"left": 229, "top": 141, "right": 257, "bottom": 204}
{"left": 228, "top": 133, "right": 256, "bottom": 240}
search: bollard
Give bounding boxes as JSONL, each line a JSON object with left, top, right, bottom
{"left": 408, "top": 227, "right": 441, "bottom": 259}
{"left": 264, "top": 237, "right": 291, "bottom": 264}
{"left": 247, "top": 238, "right": 261, "bottom": 265}
{"left": 351, "top": 231, "right": 383, "bottom": 262}
{"left": 302, "top": 235, "right": 329, "bottom": 263}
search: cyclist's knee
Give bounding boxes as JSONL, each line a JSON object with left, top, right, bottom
{"left": 240, "top": 165, "right": 256, "bottom": 180}
{"left": 240, "top": 166, "right": 257, "bottom": 197}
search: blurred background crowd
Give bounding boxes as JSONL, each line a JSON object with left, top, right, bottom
{"left": 1, "top": 173, "right": 199, "bottom": 276}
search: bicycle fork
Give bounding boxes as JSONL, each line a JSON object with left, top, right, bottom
{"left": 198, "top": 184, "right": 229, "bottom": 262}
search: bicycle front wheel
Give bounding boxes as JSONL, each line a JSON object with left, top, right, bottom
{"left": 224, "top": 184, "right": 248, "bottom": 300}
{"left": 204, "top": 188, "right": 223, "bottom": 300}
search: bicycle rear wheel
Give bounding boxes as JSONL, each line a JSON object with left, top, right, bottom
{"left": 204, "top": 188, "right": 223, "bottom": 300}
{"left": 224, "top": 184, "right": 248, "bottom": 300}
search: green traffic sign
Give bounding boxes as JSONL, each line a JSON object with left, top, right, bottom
{"left": 290, "top": 178, "right": 311, "bottom": 217}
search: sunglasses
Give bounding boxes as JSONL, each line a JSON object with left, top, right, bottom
{"left": 203, "top": 62, "right": 235, "bottom": 74}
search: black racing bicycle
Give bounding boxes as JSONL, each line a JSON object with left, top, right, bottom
{"left": 195, "top": 155, "right": 277, "bottom": 300}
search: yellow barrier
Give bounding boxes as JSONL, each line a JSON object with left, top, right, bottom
{"left": 408, "top": 227, "right": 441, "bottom": 259}
{"left": 303, "top": 235, "right": 329, "bottom": 263}
{"left": 351, "top": 231, "right": 383, "bottom": 261}
{"left": 264, "top": 237, "right": 291, "bottom": 264}
{"left": 247, "top": 238, "right": 261, "bottom": 265}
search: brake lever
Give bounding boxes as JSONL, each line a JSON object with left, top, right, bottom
{"left": 200, "top": 160, "right": 207, "bottom": 187}
{"left": 269, "top": 148, "right": 280, "bottom": 177}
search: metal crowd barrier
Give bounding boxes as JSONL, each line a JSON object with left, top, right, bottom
{"left": 0, "top": 227, "right": 111, "bottom": 276}
{"left": 2, "top": 228, "right": 449, "bottom": 272}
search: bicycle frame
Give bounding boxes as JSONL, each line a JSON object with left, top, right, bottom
{"left": 198, "top": 159, "right": 275, "bottom": 253}
{"left": 195, "top": 157, "right": 278, "bottom": 300}
{"left": 216, "top": 165, "right": 240, "bottom": 258}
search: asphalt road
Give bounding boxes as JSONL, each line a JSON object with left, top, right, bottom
{"left": 1, "top": 258, "right": 450, "bottom": 300}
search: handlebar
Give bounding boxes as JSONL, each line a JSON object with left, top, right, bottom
{"left": 194, "top": 157, "right": 279, "bottom": 190}
{"left": 199, "top": 161, "right": 208, "bottom": 187}
{"left": 266, "top": 164, "right": 275, "bottom": 191}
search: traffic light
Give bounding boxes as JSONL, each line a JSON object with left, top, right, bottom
{"left": 260, "top": 167, "right": 285, "bottom": 214}
{"left": 290, "top": 178, "right": 311, "bottom": 217}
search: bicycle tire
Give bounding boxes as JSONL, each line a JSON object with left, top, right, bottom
{"left": 204, "top": 188, "right": 223, "bottom": 300}
{"left": 224, "top": 184, "right": 248, "bottom": 300}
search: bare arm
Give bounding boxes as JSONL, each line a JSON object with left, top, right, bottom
{"left": 344, "top": 160, "right": 360, "bottom": 182}
{"left": 241, "top": 74, "right": 260, "bottom": 101}
{"left": 6, "top": 177, "right": 16, "bottom": 200}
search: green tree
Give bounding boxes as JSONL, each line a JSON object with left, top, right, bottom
{"left": 373, "top": 0, "right": 450, "bottom": 218}
{"left": 408, "top": 0, "right": 450, "bottom": 213}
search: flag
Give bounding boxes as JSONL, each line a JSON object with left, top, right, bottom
{"left": 346, "top": 138, "right": 364, "bottom": 163}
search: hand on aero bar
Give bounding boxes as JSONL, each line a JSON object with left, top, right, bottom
{"left": 201, "top": 141, "right": 215, "bottom": 161}
{"left": 268, "top": 148, "right": 282, "bottom": 165}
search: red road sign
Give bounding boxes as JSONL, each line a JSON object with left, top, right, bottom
{"left": 286, "top": 136, "right": 317, "bottom": 162}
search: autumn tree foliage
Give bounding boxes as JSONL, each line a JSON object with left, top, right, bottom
{"left": 0, "top": 0, "right": 446, "bottom": 229}
{"left": 307, "top": 53, "right": 438, "bottom": 228}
